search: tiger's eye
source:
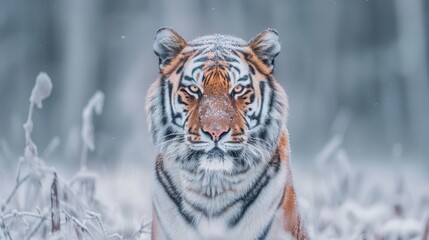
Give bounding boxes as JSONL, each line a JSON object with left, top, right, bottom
{"left": 233, "top": 85, "right": 244, "bottom": 94}
{"left": 189, "top": 85, "right": 199, "bottom": 93}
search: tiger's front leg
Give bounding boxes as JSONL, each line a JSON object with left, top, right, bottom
{"left": 151, "top": 207, "right": 162, "bottom": 240}
{"left": 281, "top": 182, "right": 308, "bottom": 240}
{"left": 278, "top": 132, "right": 309, "bottom": 240}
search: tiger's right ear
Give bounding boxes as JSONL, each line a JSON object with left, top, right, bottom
{"left": 154, "top": 28, "right": 187, "bottom": 69}
{"left": 249, "top": 29, "right": 281, "bottom": 72}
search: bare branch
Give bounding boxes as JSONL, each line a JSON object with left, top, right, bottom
{"left": 1, "top": 173, "right": 31, "bottom": 212}
{"left": 61, "top": 209, "right": 94, "bottom": 240}
{"left": 86, "top": 210, "right": 106, "bottom": 238}
{"left": 130, "top": 218, "right": 152, "bottom": 240}
{"left": 3, "top": 211, "right": 48, "bottom": 222}
{"left": 25, "top": 215, "right": 46, "bottom": 240}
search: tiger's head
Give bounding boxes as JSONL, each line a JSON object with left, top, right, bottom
{"left": 147, "top": 28, "right": 288, "bottom": 171}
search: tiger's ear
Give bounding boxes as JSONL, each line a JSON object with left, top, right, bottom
{"left": 249, "top": 29, "right": 281, "bottom": 70}
{"left": 154, "top": 28, "right": 187, "bottom": 69}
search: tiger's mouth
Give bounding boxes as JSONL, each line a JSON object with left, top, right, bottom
{"left": 185, "top": 132, "right": 247, "bottom": 153}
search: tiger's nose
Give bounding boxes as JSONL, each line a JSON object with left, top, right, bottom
{"left": 202, "top": 125, "right": 229, "bottom": 142}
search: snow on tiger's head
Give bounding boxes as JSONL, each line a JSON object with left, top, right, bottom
{"left": 147, "top": 28, "right": 288, "bottom": 167}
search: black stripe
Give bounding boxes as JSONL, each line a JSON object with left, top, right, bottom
{"left": 265, "top": 118, "right": 271, "bottom": 126}
{"left": 196, "top": 48, "right": 206, "bottom": 55}
{"left": 256, "top": 216, "right": 275, "bottom": 240}
{"left": 240, "top": 89, "right": 253, "bottom": 98}
{"left": 249, "top": 64, "right": 256, "bottom": 75}
{"left": 246, "top": 75, "right": 256, "bottom": 104}
{"left": 151, "top": 126, "right": 158, "bottom": 143}
{"left": 160, "top": 77, "right": 168, "bottom": 125}
{"left": 181, "top": 114, "right": 190, "bottom": 128}
{"left": 237, "top": 75, "right": 249, "bottom": 82}
{"left": 228, "top": 168, "right": 270, "bottom": 227}
{"left": 262, "top": 58, "right": 271, "bottom": 67}
{"left": 184, "top": 200, "right": 210, "bottom": 217}
{"left": 246, "top": 81, "right": 265, "bottom": 128}
{"left": 229, "top": 64, "right": 241, "bottom": 74}
{"left": 224, "top": 56, "right": 239, "bottom": 63}
{"left": 155, "top": 156, "right": 196, "bottom": 226}
{"left": 177, "top": 94, "right": 188, "bottom": 105}
{"left": 206, "top": 65, "right": 216, "bottom": 71}
{"left": 228, "top": 154, "right": 281, "bottom": 227}
{"left": 179, "top": 150, "right": 205, "bottom": 173}
{"left": 258, "top": 129, "right": 268, "bottom": 141}
{"left": 194, "top": 56, "right": 209, "bottom": 62}
{"left": 266, "top": 76, "right": 276, "bottom": 116}
{"left": 183, "top": 75, "right": 195, "bottom": 82}
{"left": 183, "top": 196, "right": 238, "bottom": 218}
{"left": 249, "top": 93, "right": 255, "bottom": 104}
{"left": 191, "top": 64, "right": 204, "bottom": 74}
{"left": 167, "top": 82, "right": 183, "bottom": 128}
{"left": 176, "top": 63, "right": 184, "bottom": 74}
{"left": 256, "top": 81, "right": 267, "bottom": 125}
{"left": 164, "top": 127, "right": 176, "bottom": 141}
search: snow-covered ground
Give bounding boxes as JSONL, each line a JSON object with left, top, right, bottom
{"left": 295, "top": 159, "right": 429, "bottom": 239}
{"left": 2, "top": 148, "right": 428, "bottom": 239}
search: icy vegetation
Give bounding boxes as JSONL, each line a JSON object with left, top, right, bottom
{"left": 297, "top": 135, "right": 429, "bottom": 240}
{"left": 0, "top": 73, "right": 150, "bottom": 240}
{"left": 0, "top": 72, "right": 428, "bottom": 240}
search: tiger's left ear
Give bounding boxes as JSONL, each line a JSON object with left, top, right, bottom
{"left": 249, "top": 29, "right": 281, "bottom": 71}
{"left": 154, "top": 27, "right": 187, "bottom": 69}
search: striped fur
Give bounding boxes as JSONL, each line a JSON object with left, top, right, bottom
{"left": 146, "top": 28, "right": 308, "bottom": 240}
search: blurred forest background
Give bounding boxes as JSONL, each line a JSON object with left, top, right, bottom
{"left": 1, "top": 0, "right": 428, "bottom": 168}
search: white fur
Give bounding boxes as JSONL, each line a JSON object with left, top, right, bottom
{"left": 147, "top": 31, "right": 290, "bottom": 240}
{"left": 153, "top": 154, "right": 289, "bottom": 240}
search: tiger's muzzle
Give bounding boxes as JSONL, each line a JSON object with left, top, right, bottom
{"left": 198, "top": 93, "right": 234, "bottom": 142}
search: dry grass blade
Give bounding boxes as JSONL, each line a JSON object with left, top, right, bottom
{"left": 51, "top": 172, "right": 61, "bottom": 233}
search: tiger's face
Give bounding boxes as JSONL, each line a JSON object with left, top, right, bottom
{"left": 147, "top": 28, "right": 288, "bottom": 170}
{"left": 176, "top": 54, "right": 249, "bottom": 152}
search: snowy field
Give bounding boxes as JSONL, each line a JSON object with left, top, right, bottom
{"left": 1, "top": 74, "right": 428, "bottom": 240}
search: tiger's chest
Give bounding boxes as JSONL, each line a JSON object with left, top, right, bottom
{"left": 154, "top": 154, "right": 288, "bottom": 239}
{"left": 179, "top": 156, "right": 260, "bottom": 215}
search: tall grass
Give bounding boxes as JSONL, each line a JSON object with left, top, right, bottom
{"left": 0, "top": 73, "right": 150, "bottom": 240}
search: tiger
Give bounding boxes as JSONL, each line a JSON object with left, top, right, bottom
{"left": 146, "top": 27, "right": 308, "bottom": 240}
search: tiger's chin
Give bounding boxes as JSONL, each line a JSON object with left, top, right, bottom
{"left": 184, "top": 146, "right": 235, "bottom": 172}
{"left": 198, "top": 149, "right": 235, "bottom": 172}
{"left": 186, "top": 139, "right": 246, "bottom": 153}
